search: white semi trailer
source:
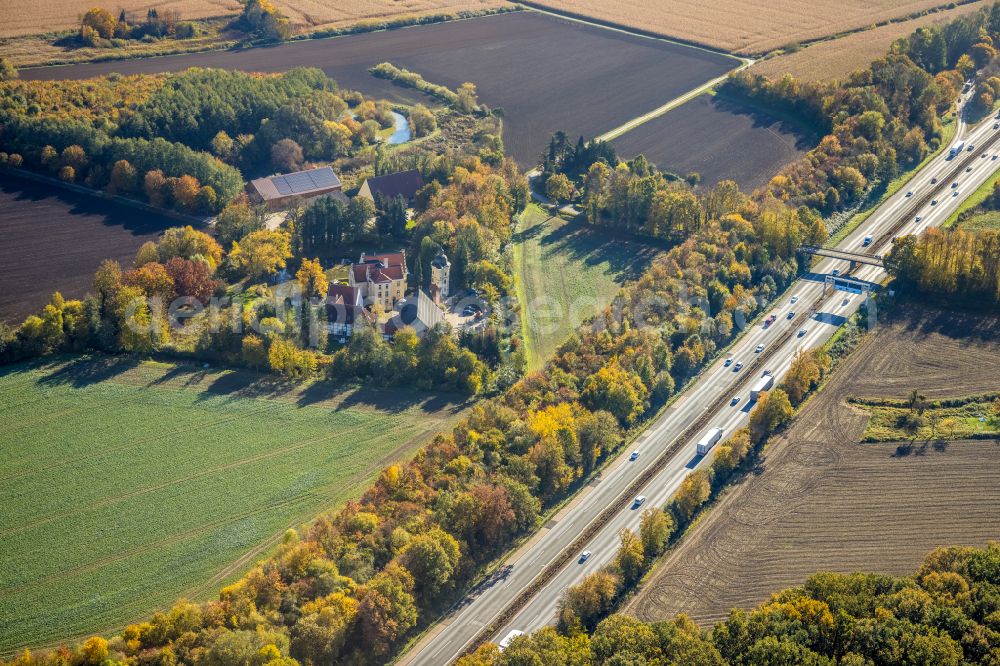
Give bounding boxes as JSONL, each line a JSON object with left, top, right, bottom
{"left": 696, "top": 427, "right": 724, "bottom": 456}
{"left": 949, "top": 141, "right": 966, "bottom": 158}
{"left": 750, "top": 373, "right": 775, "bottom": 401}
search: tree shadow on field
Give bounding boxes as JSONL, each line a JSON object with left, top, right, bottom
{"left": 533, "top": 216, "right": 662, "bottom": 283}
{"left": 308, "top": 382, "right": 469, "bottom": 415}
{"left": 35, "top": 354, "right": 142, "bottom": 389}
{"left": 172, "top": 363, "right": 469, "bottom": 416}
{"left": 893, "top": 304, "right": 1000, "bottom": 345}
{"left": 710, "top": 96, "right": 820, "bottom": 151}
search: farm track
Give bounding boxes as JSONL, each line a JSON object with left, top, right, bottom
{"left": 627, "top": 305, "right": 1000, "bottom": 626}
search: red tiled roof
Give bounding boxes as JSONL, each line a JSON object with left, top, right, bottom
{"left": 327, "top": 284, "right": 361, "bottom": 307}
{"left": 365, "top": 253, "right": 405, "bottom": 269}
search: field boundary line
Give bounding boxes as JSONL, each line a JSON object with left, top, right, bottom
{"left": 594, "top": 67, "right": 751, "bottom": 144}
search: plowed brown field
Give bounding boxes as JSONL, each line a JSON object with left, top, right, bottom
{"left": 22, "top": 11, "right": 736, "bottom": 167}
{"left": 0, "top": 173, "right": 180, "bottom": 325}
{"left": 628, "top": 305, "right": 1000, "bottom": 627}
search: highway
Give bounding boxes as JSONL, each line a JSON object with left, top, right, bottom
{"left": 400, "top": 98, "right": 1000, "bottom": 665}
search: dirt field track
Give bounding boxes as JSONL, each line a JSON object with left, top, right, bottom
{"left": 628, "top": 305, "right": 1000, "bottom": 627}
{"left": 526, "top": 0, "right": 975, "bottom": 55}
{"left": 22, "top": 11, "right": 736, "bottom": 167}
{"left": 611, "top": 94, "right": 816, "bottom": 190}
{"left": 0, "top": 173, "right": 179, "bottom": 325}
{"left": 753, "top": 0, "right": 991, "bottom": 81}
{"left": 0, "top": 0, "right": 506, "bottom": 38}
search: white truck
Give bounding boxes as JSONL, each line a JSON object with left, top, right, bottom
{"left": 499, "top": 630, "right": 524, "bottom": 651}
{"left": 949, "top": 141, "right": 966, "bottom": 158}
{"left": 696, "top": 427, "right": 724, "bottom": 456}
{"left": 750, "top": 373, "right": 775, "bottom": 401}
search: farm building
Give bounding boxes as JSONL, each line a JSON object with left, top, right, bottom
{"left": 349, "top": 252, "right": 408, "bottom": 310}
{"left": 357, "top": 169, "right": 425, "bottom": 205}
{"left": 326, "top": 284, "right": 373, "bottom": 338}
{"left": 248, "top": 166, "right": 344, "bottom": 211}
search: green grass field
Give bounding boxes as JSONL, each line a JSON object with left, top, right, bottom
{"left": 0, "top": 356, "right": 466, "bottom": 655}
{"left": 956, "top": 209, "right": 1000, "bottom": 231}
{"left": 513, "top": 204, "right": 661, "bottom": 370}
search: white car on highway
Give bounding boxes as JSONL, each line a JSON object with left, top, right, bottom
{"left": 629, "top": 450, "right": 640, "bottom": 461}
{"left": 755, "top": 344, "right": 765, "bottom": 353}
{"left": 730, "top": 395, "right": 741, "bottom": 406}
{"left": 579, "top": 551, "right": 591, "bottom": 563}
{"left": 633, "top": 496, "right": 646, "bottom": 508}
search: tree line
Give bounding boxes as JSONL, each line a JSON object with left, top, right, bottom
{"left": 457, "top": 541, "right": 1000, "bottom": 665}
{"left": 0, "top": 67, "right": 403, "bottom": 213}
{"left": 886, "top": 227, "right": 1000, "bottom": 307}
{"left": 0, "top": 169, "right": 820, "bottom": 664}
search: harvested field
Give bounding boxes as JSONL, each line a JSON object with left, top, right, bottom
{"left": 0, "top": 173, "right": 179, "bottom": 325}
{"left": 0, "top": 0, "right": 506, "bottom": 38}
{"left": 628, "top": 304, "right": 1000, "bottom": 627}
{"left": 22, "top": 11, "right": 738, "bottom": 166}
{"left": 0, "top": 355, "right": 467, "bottom": 654}
{"left": 753, "top": 1, "right": 991, "bottom": 81}
{"left": 524, "top": 0, "right": 971, "bottom": 55}
{"left": 611, "top": 94, "right": 817, "bottom": 191}
{"left": 513, "top": 204, "right": 660, "bottom": 370}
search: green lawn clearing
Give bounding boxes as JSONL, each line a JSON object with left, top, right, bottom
{"left": 513, "top": 204, "right": 661, "bottom": 370}
{"left": 852, "top": 393, "right": 1000, "bottom": 442}
{"left": 957, "top": 209, "right": 1000, "bottom": 231}
{"left": 0, "top": 355, "right": 466, "bottom": 655}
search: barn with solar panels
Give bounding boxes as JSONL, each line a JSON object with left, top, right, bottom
{"left": 247, "top": 166, "right": 344, "bottom": 210}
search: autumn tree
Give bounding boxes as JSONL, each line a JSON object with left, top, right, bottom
{"left": 158, "top": 225, "right": 223, "bottom": 269}
{"left": 581, "top": 362, "right": 649, "bottom": 425}
{"left": 81, "top": 7, "right": 117, "bottom": 39}
{"left": 408, "top": 104, "right": 436, "bottom": 137}
{"left": 616, "top": 527, "right": 645, "bottom": 586}
{"left": 456, "top": 82, "right": 479, "bottom": 113}
{"left": 229, "top": 229, "right": 292, "bottom": 279}
{"left": 144, "top": 169, "right": 168, "bottom": 207}
{"left": 171, "top": 174, "right": 201, "bottom": 212}
{"left": 215, "top": 198, "right": 263, "bottom": 246}
{"left": 355, "top": 563, "right": 418, "bottom": 656}
{"left": 296, "top": 258, "right": 328, "bottom": 299}
{"left": 271, "top": 138, "right": 304, "bottom": 171}
{"left": 781, "top": 349, "right": 830, "bottom": 405}
{"left": 165, "top": 257, "right": 218, "bottom": 303}
{"left": 108, "top": 159, "right": 138, "bottom": 195}
{"left": 749, "top": 388, "right": 794, "bottom": 443}
{"left": 561, "top": 571, "right": 619, "bottom": 630}
{"left": 639, "top": 508, "right": 674, "bottom": 558}
{"left": 546, "top": 173, "right": 573, "bottom": 203}
{"left": 124, "top": 261, "right": 174, "bottom": 301}
{"left": 397, "top": 528, "right": 461, "bottom": 601}
{"left": 672, "top": 469, "right": 710, "bottom": 525}
{"left": 0, "top": 57, "right": 17, "bottom": 82}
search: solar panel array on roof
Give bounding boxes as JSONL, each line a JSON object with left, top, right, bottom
{"left": 271, "top": 168, "right": 340, "bottom": 196}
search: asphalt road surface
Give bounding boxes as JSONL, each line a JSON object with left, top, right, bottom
{"left": 401, "top": 98, "right": 1000, "bottom": 665}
